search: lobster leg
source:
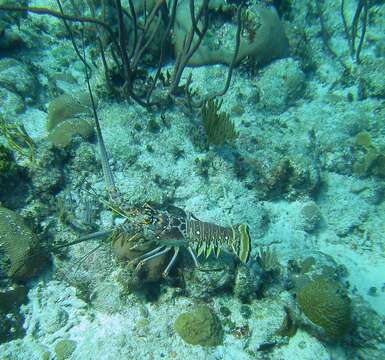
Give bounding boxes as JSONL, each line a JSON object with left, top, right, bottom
{"left": 162, "top": 247, "right": 180, "bottom": 278}
{"left": 134, "top": 246, "right": 172, "bottom": 271}
{"left": 187, "top": 246, "right": 200, "bottom": 267}
{"left": 130, "top": 245, "right": 166, "bottom": 262}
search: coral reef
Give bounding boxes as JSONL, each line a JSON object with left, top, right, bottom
{"left": 0, "top": 58, "right": 38, "bottom": 104}
{"left": 0, "top": 0, "right": 384, "bottom": 358}
{"left": 47, "top": 118, "right": 94, "bottom": 148}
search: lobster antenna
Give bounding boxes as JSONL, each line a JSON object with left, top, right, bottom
{"left": 80, "top": 27, "right": 116, "bottom": 197}
{"left": 54, "top": 0, "right": 115, "bottom": 195}
{"left": 85, "top": 66, "right": 116, "bottom": 197}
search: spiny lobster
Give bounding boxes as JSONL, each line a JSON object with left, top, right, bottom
{"left": 59, "top": 74, "right": 251, "bottom": 279}
{"left": 107, "top": 202, "right": 251, "bottom": 278}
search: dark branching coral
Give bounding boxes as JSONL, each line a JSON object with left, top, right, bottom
{"left": 201, "top": 98, "right": 238, "bottom": 146}
{"left": 297, "top": 277, "right": 352, "bottom": 339}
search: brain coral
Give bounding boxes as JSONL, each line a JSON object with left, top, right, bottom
{"left": 0, "top": 207, "right": 45, "bottom": 281}
{"left": 174, "top": 305, "right": 223, "bottom": 346}
{"left": 297, "top": 277, "right": 352, "bottom": 339}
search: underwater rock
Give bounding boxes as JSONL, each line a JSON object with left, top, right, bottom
{"left": 0, "top": 339, "right": 50, "bottom": 358}
{"left": 38, "top": 304, "right": 69, "bottom": 335}
{"left": 71, "top": 143, "right": 98, "bottom": 174}
{"left": 0, "top": 13, "right": 24, "bottom": 51}
{"left": 184, "top": 253, "right": 236, "bottom": 298}
{"left": 0, "top": 308, "right": 25, "bottom": 344}
{"left": 0, "top": 87, "right": 25, "bottom": 115}
{"left": 174, "top": 1, "right": 288, "bottom": 67}
{"left": 252, "top": 156, "right": 320, "bottom": 201}
{"left": 0, "top": 58, "right": 38, "bottom": 100}
{"left": 297, "top": 277, "right": 352, "bottom": 339}
{"left": 357, "top": 57, "right": 385, "bottom": 99}
{"left": 0, "top": 285, "right": 27, "bottom": 344}
{"left": 233, "top": 262, "right": 262, "bottom": 303}
{"left": 300, "top": 201, "right": 322, "bottom": 232}
{"left": 254, "top": 58, "right": 305, "bottom": 113}
{"left": 0, "top": 24, "right": 24, "bottom": 50}
{"left": 29, "top": 142, "right": 64, "bottom": 196}
{"left": 0, "top": 285, "right": 27, "bottom": 313}
{"left": 174, "top": 305, "right": 223, "bottom": 346}
{"left": 0, "top": 207, "right": 45, "bottom": 281}
{"left": 287, "top": 252, "right": 346, "bottom": 292}
{"left": 0, "top": 143, "right": 20, "bottom": 189}
{"left": 271, "top": 329, "right": 331, "bottom": 360}
{"left": 348, "top": 297, "right": 385, "bottom": 359}
{"left": 247, "top": 297, "right": 289, "bottom": 353}
{"left": 90, "top": 281, "right": 123, "bottom": 314}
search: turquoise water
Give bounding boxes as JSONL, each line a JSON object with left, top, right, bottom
{"left": 0, "top": 1, "right": 384, "bottom": 359}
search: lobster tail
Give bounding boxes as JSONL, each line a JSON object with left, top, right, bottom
{"left": 235, "top": 224, "right": 251, "bottom": 263}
